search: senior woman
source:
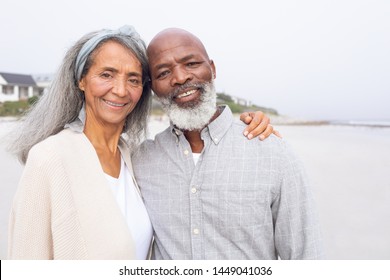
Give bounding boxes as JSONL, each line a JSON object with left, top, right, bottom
{"left": 7, "top": 25, "right": 274, "bottom": 260}
{"left": 7, "top": 26, "right": 153, "bottom": 260}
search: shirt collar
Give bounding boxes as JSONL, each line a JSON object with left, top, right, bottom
{"left": 170, "top": 105, "right": 234, "bottom": 145}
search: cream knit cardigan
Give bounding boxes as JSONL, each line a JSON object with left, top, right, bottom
{"left": 8, "top": 128, "right": 142, "bottom": 259}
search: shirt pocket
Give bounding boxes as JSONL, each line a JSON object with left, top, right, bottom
{"left": 215, "top": 185, "right": 269, "bottom": 229}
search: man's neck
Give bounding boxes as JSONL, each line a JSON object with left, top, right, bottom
{"left": 183, "top": 107, "right": 221, "bottom": 153}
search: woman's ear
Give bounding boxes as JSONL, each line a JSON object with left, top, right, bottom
{"left": 78, "top": 79, "right": 85, "bottom": 91}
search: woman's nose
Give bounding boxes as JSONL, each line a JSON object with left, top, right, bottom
{"left": 112, "top": 78, "right": 128, "bottom": 97}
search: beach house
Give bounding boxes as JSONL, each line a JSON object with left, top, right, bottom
{"left": 231, "top": 95, "right": 253, "bottom": 107}
{"left": 0, "top": 72, "right": 44, "bottom": 103}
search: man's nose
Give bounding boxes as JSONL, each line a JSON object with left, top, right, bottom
{"left": 170, "top": 67, "right": 193, "bottom": 86}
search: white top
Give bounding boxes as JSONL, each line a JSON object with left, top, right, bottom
{"left": 192, "top": 152, "right": 201, "bottom": 165}
{"left": 105, "top": 157, "right": 153, "bottom": 259}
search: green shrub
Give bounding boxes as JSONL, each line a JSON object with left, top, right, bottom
{"left": 28, "top": 96, "right": 39, "bottom": 105}
{"left": 0, "top": 101, "right": 30, "bottom": 116}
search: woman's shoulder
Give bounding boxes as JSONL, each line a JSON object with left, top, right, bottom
{"left": 32, "top": 129, "right": 77, "bottom": 149}
{"left": 28, "top": 129, "right": 84, "bottom": 162}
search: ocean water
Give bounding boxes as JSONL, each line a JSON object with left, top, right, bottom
{"left": 0, "top": 120, "right": 23, "bottom": 259}
{"left": 330, "top": 119, "right": 390, "bottom": 127}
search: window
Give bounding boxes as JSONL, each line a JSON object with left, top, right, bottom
{"left": 19, "top": 86, "right": 29, "bottom": 100}
{"left": 33, "top": 87, "right": 40, "bottom": 96}
{"left": 2, "top": 85, "right": 14, "bottom": 95}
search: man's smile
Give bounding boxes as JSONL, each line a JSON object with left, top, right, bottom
{"left": 176, "top": 89, "right": 197, "bottom": 99}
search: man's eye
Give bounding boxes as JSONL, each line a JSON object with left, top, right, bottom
{"left": 187, "top": 62, "right": 200, "bottom": 67}
{"left": 157, "top": 70, "right": 170, "bottom": 79}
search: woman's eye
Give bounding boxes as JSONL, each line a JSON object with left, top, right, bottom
{"left": 129, "top": 78, "right": 142, "bottom": 87}
{"left": 101, "top": 73, "right": 112, "bottom": 78}
{"left": 129, "top": 79, "right": 142, "bottom": 88}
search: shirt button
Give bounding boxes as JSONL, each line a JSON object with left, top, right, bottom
{"left": 214, "top": 137, "right": 218, "bottom": 142}
{"left": 191, "top": 187, "right": 197, "bottom": 194}
{"left": 184, "top": 150, "right": 189, "bottom": 155}
{"left": 193, "top": 228, "right": 199, "bottom": 235}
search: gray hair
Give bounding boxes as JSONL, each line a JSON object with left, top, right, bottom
{"left": 7, "top": 26, "right": 151, "bottom": 164}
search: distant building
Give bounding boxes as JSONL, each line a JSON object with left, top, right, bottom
{"left": 231, "top": 95, "right": 252, "bottom": 107}
{"left": 33, "top": 74, "right": 53, "bottom": 91}
{"left": 0, "top": 72, "right": 46, "bottom": 102}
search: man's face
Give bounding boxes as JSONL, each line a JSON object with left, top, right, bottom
{"left": 147, "top": 32, "right": 218, "bottom": 131}
{"left": 148, "top": 34, "right": 216, "bottom": 108}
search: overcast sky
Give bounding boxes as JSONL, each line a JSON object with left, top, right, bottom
{"left": 1, "top": 0, "right": 389, "bottom": 121}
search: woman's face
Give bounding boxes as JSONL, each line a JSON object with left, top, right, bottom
{"left": 79, "top": 40, "right": 143, "bottom": 129}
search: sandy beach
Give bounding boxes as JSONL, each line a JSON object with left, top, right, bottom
{"left": 1, "top": 117, "right": 389, "bottom": 260}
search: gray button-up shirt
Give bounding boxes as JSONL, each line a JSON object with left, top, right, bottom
{"left": 132, "top": 106, "right": 324, "bottom": 259}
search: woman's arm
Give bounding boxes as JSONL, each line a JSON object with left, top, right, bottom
{"left": 8, "top": 146, "right": 53, "bottom": 259}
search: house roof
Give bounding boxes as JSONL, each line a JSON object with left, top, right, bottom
{"left": 0, "top": 72, "right": 36, "bottom": 86}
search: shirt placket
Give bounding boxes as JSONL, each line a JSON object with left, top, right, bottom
{"left": 183, "top": 135, "right": 209, "bottom": 260}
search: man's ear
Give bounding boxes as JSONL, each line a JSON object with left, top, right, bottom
{"left": 210, "top": 59, "right": 216, "bottom": 79}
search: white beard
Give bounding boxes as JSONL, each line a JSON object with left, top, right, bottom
{"left": 157, "top": 81, "right": 217, "bottom": 131}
